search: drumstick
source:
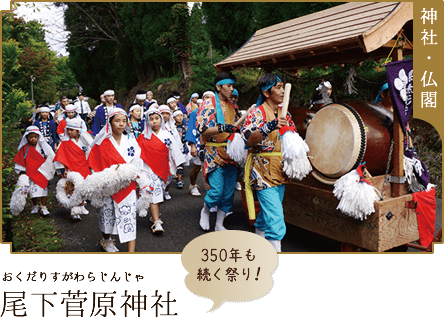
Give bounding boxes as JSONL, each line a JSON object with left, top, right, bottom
{"left": 280, "top": 83, "right": 292, "bottom": 119}
{"left": 234, "top": 105, "right": 255, "bottom": 127}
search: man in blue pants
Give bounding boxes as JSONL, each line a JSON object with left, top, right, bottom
{"left": 196, "top": 72, "right": 240, "bottom": 231}
{"left": 241, "top": 73, "right": 296, "bottom": 252}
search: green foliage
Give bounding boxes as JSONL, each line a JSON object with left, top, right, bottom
{"left": 201, "top": 3, "right": 256, "bottom": 54}
{"left": 55, "top": 56, "right": 77, "bottom": 93}
{"left": 1, "top": 39, "right": 22, "bottom": 92}
{"left": 156, "top": 3, "right": 190, "bottom": 63}
{"left": 2, "top": 11, "right": 64, "bottom": 104}
{"left": 10, "top": 213, "right": 64, "bottom": 252}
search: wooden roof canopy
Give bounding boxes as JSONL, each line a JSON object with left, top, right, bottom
{"left": 214, "top": 2, "right": 413, "bottom": 73}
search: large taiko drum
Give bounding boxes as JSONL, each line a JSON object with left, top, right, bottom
{"left": 305, "top": 100, "right": 394, "bottom": 185}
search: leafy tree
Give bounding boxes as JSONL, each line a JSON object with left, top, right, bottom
{"left": 59, "top": 2, "right": 179, "bottom": 96}
{"left": 16, "top": 40, "right": 60, "bottom": 103}
{"left": 2, "top": 13, "right": 58, "bottom": 103}
{"left": 201, "top": 2, "right": 256, "bottom": 54}
{"left": 156, "top": 3, "right": 192, "bottom": 84}
{"left": 188, "top": 3, "right": 223, "bottom": 93}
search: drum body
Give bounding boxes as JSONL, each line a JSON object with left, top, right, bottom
{"left": 305, "top": 100, "right": 393, "bottom": 184}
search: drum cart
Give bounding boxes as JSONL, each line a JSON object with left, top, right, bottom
{"left": 215, "top": 2, "right": 442, "bottom": 251}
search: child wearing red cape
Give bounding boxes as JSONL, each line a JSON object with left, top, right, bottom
{"left": 13, "top": 126, "right": 56, "bottom": 215}
{"left": 87, "top": 108, "right": 142, "bottom": 252}
{"left": 137, "top": 107, "right": 176, "bottom": 233}
{"left": 54, "top": 117, "right": 93, "bottom": 220}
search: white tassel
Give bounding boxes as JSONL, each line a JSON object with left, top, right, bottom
{"left": 283, "top": 157, "right": 312, "bottom": 180}
{"left": 227, "top": 133, "right": 248, "bottom": 166}
{"left": 333, "top": 170, "right": 380, "bottom": 220}
{"left": 280, "top": 131, "right": 311, "bottom": 179}
{"left": 135, "top": 174, "right": 153, "bottom": 214}
{"left": 56, "top": 171, "right": 85, "bottom": 209}
{"left": 9, "top": 175, "right": 31, "bottom": 216}
{"left": 404, "top": 156, "right": 426, "bottom": 193}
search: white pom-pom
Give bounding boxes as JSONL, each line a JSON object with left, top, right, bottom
{"left": 280, "top": 131, "right": 311, "bottom": 179}
{"left": 333, "top": 170, "right": 380, "bottom": 220}
{"left": 139, "top": 209, "right": 148, "bottom": 217}
{"left": 227, "top": 133, "right": 248, "bottom": 166}
{"left": 283, "top": 157, "right": 312, "bottom": 180}
{"left": 135, "top": 175, "right": 153, "bottom": 213}
{"left": 9, "top": 175, "right": 31, "bottom": 215}
{"left": 281, "top": 130, "right": 309, "bottom": 161}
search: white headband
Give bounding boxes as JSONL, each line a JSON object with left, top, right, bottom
{"left": 136, "top": 94, "right": 146, "bottom": 100}
{"left": 172, "top": 110, "right": 183, "bottom": 117}
{"left": 39, "top": 106, "right": 50, "bottom": 113}
{"left": 104, "top": 90, "right": 115, "bottom": 96}
{"left": 129, "top": 104, "right": 142, "bottom": 112}
{"left": 166, "top": 97, "right": 177, "bottom": 104}
{"left": 202, "top": 91, "right": 215, "bottom": 98}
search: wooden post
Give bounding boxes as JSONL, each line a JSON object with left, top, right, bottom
{"left": 391, "top": 46, "right": 404, "bottom": 197}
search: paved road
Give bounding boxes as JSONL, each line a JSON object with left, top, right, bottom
{"left": 50, "top": 165, "right": 442, "bottom": 253}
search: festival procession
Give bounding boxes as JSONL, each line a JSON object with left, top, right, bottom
{"left": 4, "top": 2, "right": 442, "bottom": 253}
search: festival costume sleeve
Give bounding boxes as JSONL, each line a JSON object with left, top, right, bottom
{"left": 91, "top": 107, "right": 104, "bottom": 136}
{"left": 185, "top": 110, "right": 198, "bottom": 144}
{"left": 38, "top": 143, "right": 56, "bottom": 181}
{"left": 50, "top": 121, "right": 58, "bottom": 145}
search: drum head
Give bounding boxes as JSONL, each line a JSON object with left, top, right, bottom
{"left": 306, "top": 104, "right": 366, "bottom": 179}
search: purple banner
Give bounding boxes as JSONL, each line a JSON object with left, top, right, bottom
{"left": 385, "top": 58, "right": 413, "bottom": 133}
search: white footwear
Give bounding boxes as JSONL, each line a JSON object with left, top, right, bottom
{"left": 255, "top": 227, "right": 265, "bottom": 238}
{"left": 71, "top": 215, "right": 82, "bottom": 221}
{"left": 40, "top": 206, "right": 50, "bottom": 216}
{"left": 210, "top": 206, "right": 217, "bottom": 213}
{"left": 235, "top": 181, "right": 242, "bottom": 191}
{"left": 199, "top": 203, "right": 210, "bottom": 231}
{"left": 149, "top": 214, "right": 162, "bottom": 223}
{"left": 268, "top": 240, "right": 281, "bottom": 252}
{"left": 100, "top": 238, "right": 119, "bottom": 252}
{"left": 189, "top": 184, "right": 201, "bottom": 196}
{"left": 81, "top": 206, "right": 89, "bottom": 215}
{"left": 164, "top": 192, "right": 172, "bottom": 200}
{"left": 226, "top": 211, "right": 233, "bottom": 217}
{"left": 31, "top": 205, "right": 39, "bottom": 214}
{"left": 215, "top": 209, "right": 227, "bottom": 231}
{"left": 151, "top": 220, "right": 164, "bottom": 233}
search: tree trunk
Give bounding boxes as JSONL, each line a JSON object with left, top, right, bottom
{"left": 179, "top": 58, "right": 193, "bottom": 86}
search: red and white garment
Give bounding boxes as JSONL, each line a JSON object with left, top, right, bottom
{"left": 87, "top": 108, "right": 142, "bottom": 243}
{"left": 137, "top": 108, "right": 173, "bottom": 204}
{"left": 54, "top": 117, "right": 93, "bottom": 178}
{"left": 14, "top": 126, "right": 55, "bottom": 198}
